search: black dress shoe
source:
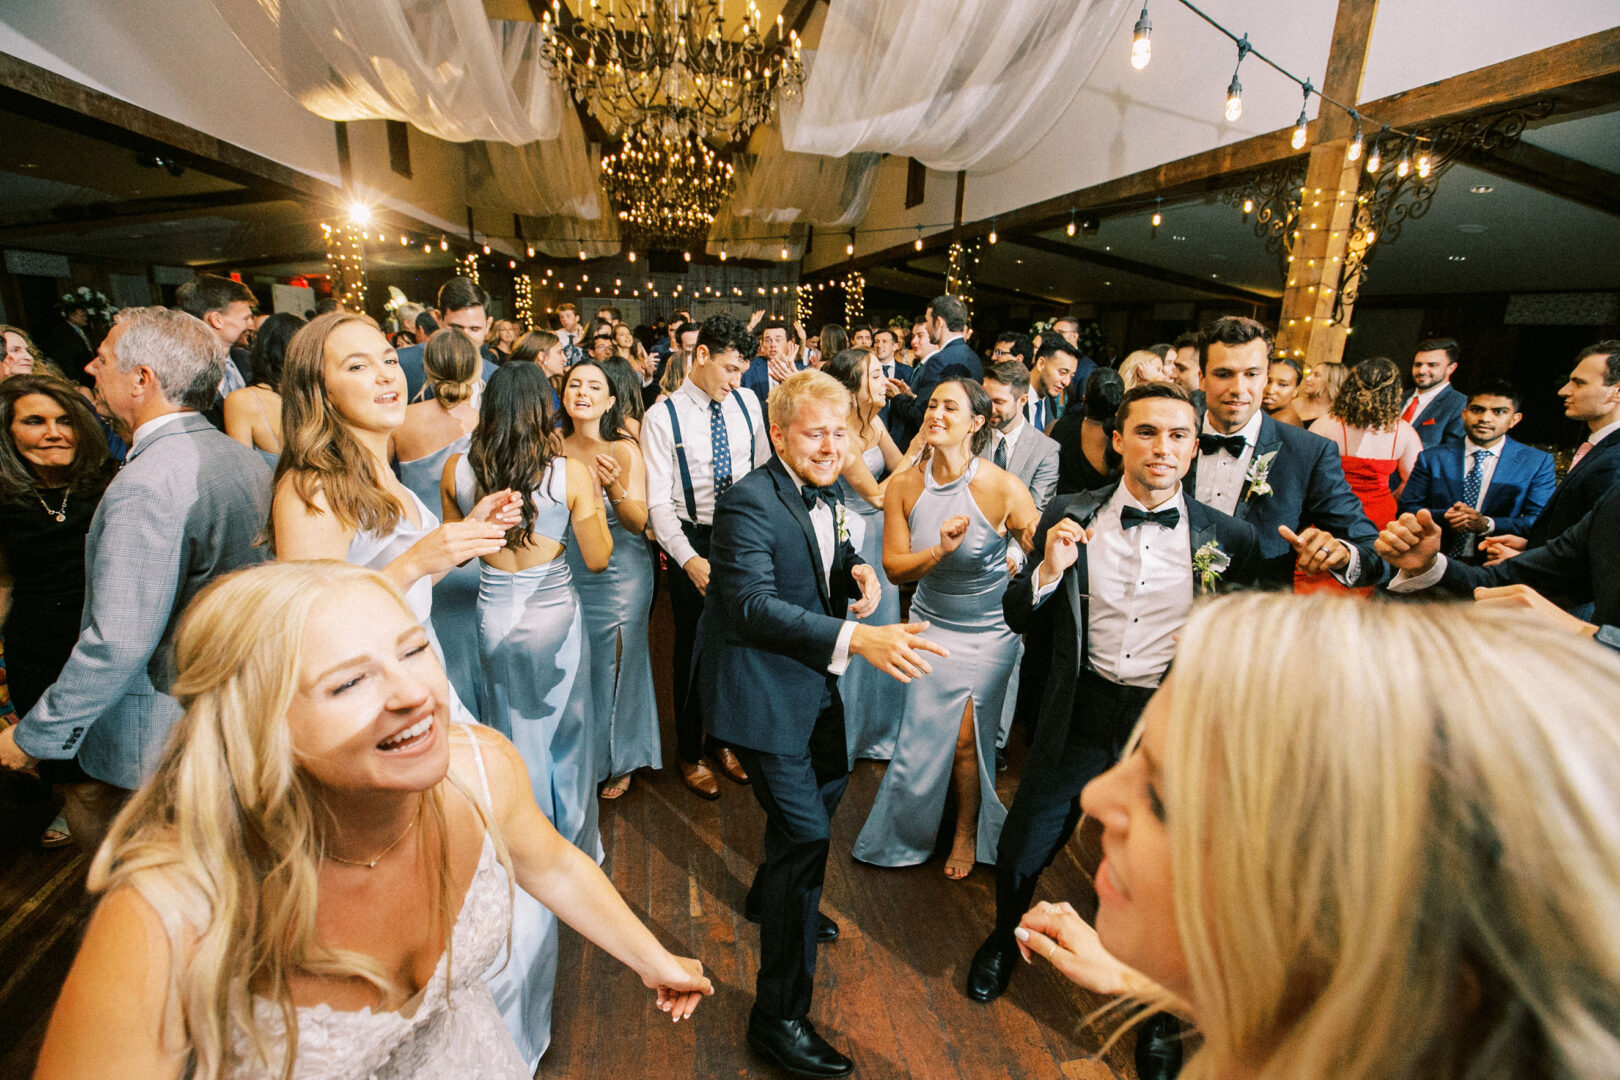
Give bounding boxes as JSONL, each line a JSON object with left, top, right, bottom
{"left": 1134, "top": 1012, "right": 1185, "bottom": 1080}
{"left": 966, "top": 933, "right": 1019, "bottom": 1002}
{"left": 744, "top": 903, "right": 840, "bottom": 942}
{"left": 747, "top": 1012, "right": 853, "bottom": 1078}
{"left": 995, "top": 747, "right": 1008, "bottom": 773}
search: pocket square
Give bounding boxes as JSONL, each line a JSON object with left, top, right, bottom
{"left": 1421, "top": 418, "right": 1436, "bottom": 425}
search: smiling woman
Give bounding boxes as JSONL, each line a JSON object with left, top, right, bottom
{"left": 31, "top": 560, "right": 711, "bottom": 1080}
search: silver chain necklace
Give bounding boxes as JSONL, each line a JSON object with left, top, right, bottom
{"left": 35, "top": 487, "right": 68, "bottom": 523}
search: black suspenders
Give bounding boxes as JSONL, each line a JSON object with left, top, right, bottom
{"left": 665, "top": 393, "right": 757, "bottom": 524}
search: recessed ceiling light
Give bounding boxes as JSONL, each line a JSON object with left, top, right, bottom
{"left": 1211, "top": 272, "right": 1219, "bottom": 278}
{"left": 1015, "top": 258, "right": 1023, "bottom": 264}
{"left": 1469, "top": 185, "right": 1495, "bottom": 194}
{"left": 1104, "top": 280, "right": 1112, "bottom": 286}
{"left": 1104, "top": 245, "right": 1111, "bottom": 251}
{"left": 1448, "top": 255, "right": 1467, "bottom": 262}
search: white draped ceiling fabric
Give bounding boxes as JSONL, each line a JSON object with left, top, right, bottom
{"left": 781, "top": 0, "right": 1135, "bottom": 172}
{"left": 707, "top": 123, "right": 881, "bottom": 259}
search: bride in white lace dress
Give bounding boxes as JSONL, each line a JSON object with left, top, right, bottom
{"left": 34, "top": 561, "right": 712, "bottom": 1079}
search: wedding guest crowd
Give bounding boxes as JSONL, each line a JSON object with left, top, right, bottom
{"left": 5, "top": 273, "right": 1619, "bottom": 1080}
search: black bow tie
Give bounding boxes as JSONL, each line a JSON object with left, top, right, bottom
{"left": 1120, "top": 505, "right": 1180, "bottom": 531}
{"left": 1199, "top": 432, "right": 1247, "bottom": 456}
{"left": 801, "top": 485, "right": 841, "bottom": 512}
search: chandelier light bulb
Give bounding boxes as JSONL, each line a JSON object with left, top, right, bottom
{"left": 1130, "top": 5, "right": 1152, "bottom": 69}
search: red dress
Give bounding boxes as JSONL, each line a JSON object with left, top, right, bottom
{"left": 1294, "top": 422, "right": 1408, "bottom": 596}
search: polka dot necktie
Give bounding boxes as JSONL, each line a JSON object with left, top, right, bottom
{"left": 1452, "top": 449, "right": 1487, "bottom": 559}
{"left": 710, "top": 400, "right": 733, "bottom": 500}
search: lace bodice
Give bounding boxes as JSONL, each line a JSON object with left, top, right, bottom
{"left": 227, "top": 740, "right": 528, "bottom": 1079}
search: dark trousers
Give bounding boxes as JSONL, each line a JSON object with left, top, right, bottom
{"left": 992, "top": 668, "right": 1156, "bottom": 942}
{"left": 668, "top": 523, "right": 713, "bottom": 764}
{"left": 732, "top": 694, "right": 849, "bottom": 1020}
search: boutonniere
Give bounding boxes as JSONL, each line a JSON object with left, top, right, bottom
{"left": 1192, "top": 540, "right": 1232, "bottom": 594}
{"left": 834, "top": 504, "right": 850, "bottom": 545}
{"left": 1244, "top": 450, "right": 1278, "bottom": 501}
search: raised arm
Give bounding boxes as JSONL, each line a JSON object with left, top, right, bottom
{"left": 605, "top": 439, "right": 649, "bottom": 534}
{"left": 566, "top": 456, "right": 613, "bottom": 573}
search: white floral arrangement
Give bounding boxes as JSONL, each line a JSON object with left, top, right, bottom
{"left": 1192, "top": 540, "right": 1231, "bottom": 594}
{"left": 1244, "top": 450, "right": 1278, "bottom": 501}
{"left": 58, "top": 285, "right": 118, "bottom": 322}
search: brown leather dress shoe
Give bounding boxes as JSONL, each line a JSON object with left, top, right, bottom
{"left": 681, "top": 760, "right": 721, "bottom": 800}
{"left": 711, "top": 746, "right": 750, "bottom": 785}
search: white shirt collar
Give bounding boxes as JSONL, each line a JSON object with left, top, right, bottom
{"left": 1464, "top": 437, "right": 1501, "bottom": 458}
{"left": 1109, "top": 481, "right": 1186, "bottom": 518}
{"left": 677, "top": 377, "right": 718, "bottom": 410}
{"left": 129, "top": 410, "right": 191, "bottom": 452}
{"left": 1202, "top": 407, "right": 1265, "bottom": 445}
{"left": 1412, "top": 380, "right": 1450, "bottom": 408}
{"left": 1588, "top": 417, "right": 1620, "bottom": 447}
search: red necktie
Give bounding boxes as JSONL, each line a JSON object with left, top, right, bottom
{"left": 1400, "top": 393, "right": 1419, "bottom": 423}
{"left": 1571, "top": 442, "right": 1594, "bottom": 470}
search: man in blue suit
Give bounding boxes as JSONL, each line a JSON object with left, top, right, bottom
{"left": 397, "top": 276, "right": 500, "bottom": 402}
{"left": 700, "top": 370, "right": 943, "bottom": 1077}
{"left": 886, "top": 294, "right": 981, "bottom": 448}
{"left": 741, "top": 318, "right": 805, "bottom": 404}
{"left": 1398, "top": 380, "right": 1556, "bottom": 562}
{"left": 1399, "top": 337, "right": 1467, "bottom": 449}
{"left": 1189, "top": 316, "right": 1383, "bottom": 589}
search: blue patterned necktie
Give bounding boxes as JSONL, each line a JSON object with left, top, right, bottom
{"left": 1452, "top": 449, "right": 1487, "bottom": 559}
{"left": 993, "top": 434, "right": 1009, "bottom": 469}
{"left": 1031, "top": 397, "right": 1045, "bottom": 431}
{"left": 710, "top": 400, "right": 733, "bottom": 500}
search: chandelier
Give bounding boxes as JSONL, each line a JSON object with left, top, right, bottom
{"left": 539, "top": 0, "right": 804, "bottom": 145}
{"left": 601, "top": 121, "right": 736, "bottom": 249}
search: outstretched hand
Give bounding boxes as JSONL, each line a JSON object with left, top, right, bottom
{"left": 849, "top": 564, "right": 882, "bottom": 618}
{"left": 1473, "top": 584, "right": 1599, "bottom": 637}
{"left": 1014, "top": 901, "right": 1135, "bottom": 996}
{"left": 644, "top": 955, "right": 714, "bottom": 1023}
{"left": 1279, "top": 524, "right": 1350, "bottom": 575}
{"left": 1375, "top": 509, "right": 1443, "bottom": 574}
{"left": 850, "top": 620, "right": 949, "bottom": 683}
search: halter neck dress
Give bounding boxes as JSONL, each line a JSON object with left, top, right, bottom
{"left": 835, "top": 443, "right": 905, "bottom": 762}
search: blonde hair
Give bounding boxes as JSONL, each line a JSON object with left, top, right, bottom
{"left": 89, "top": 561, "right": 506, "bottom": 1080}
{"left": 1118, "top": 348, "right": 1169, "bottom": 389}
{"left": 1157, "top": 593, "right": 1620, "bottom": 1080}
{"left": 767, "top": 368, "right": 852, "bottom": 429}
{"left": 276, "top": 311, "right": 404, "bottom": 539}
{"left": 1302, "top": 360, "right": 1348, "bottom": 406}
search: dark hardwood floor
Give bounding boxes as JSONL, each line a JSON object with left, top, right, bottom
{"left": 0, "top": 585, "right": 1133, "bottom": 1078}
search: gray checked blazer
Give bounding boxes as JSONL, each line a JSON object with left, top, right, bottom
{"left": 981, "top": 422, "right": 1061, "bottom": 513}
{"left": 15, "top": 411, "right": 273, "bottom": 789}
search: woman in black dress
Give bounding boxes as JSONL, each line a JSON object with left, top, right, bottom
{"left": 1050, "top": 366, "right": 1125, "bottom": 496}
{"left": 0, "top": 375, "right": 114, "bottom": 846}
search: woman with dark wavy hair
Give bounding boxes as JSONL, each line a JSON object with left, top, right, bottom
{"left": 1299, "top": 356, "right": 1420, "bottom": 595}
{"left": 442, "top": 362, "right": 613, "bottom": 855}
{"left": 223, "top": 311, "right": 301, "bottom": 466}
{"left": 854, "top": 377, "right": 1038, "bottom": 881}
{"left": 0, "top": 374, "right": 114, "bottom": 848}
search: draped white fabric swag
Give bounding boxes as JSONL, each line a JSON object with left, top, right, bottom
{"left": 781, "top": 0, "right": 1134, "bottom": 172}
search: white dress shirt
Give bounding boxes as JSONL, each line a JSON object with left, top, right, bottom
{"left": 1032, "top": 485, "right": 1193, "bottom": 688}
{"left": 1586, "top": 417, "right": 1620, "bottom": 451}
{"left": 640, "top": 378, "right": 770, "bottom": 567}
{"left": 785, "top": 469, "right": 857, "bottom": 675}
{"left": 1194, "top": 409, "right": 1265, "bottom": 514}
{"left": 1461, "top": 438, "right": 1502, "bottom": 511}
{"left": 128, "top": 410, "right": 191, "bottom": 455}
{"left": 992, "top": 417, "right": 1026, "bottom": 465}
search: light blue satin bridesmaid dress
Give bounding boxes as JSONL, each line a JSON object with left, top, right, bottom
{"left": 836, "top": 444, "right": 905, "bottom": 761}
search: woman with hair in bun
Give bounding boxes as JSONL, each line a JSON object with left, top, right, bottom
{"left": 854, "top": 377, "right": 1038, "bottom": 881}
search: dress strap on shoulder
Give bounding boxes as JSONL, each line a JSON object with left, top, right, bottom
{"left": 455, "top": 725, "right": 495, "bottom": 809}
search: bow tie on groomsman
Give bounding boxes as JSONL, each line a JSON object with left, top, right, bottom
{"left": 801, "top": 484, "right": 842, "bottom": 513}
{"left": 1120, "top": 505, "right": 1180, "bottom": 530}
{"left": 1198, "top": 432, "right": 1247, "bottom": 456}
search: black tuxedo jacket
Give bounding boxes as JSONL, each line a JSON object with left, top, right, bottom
{"left": 699, "top": 456, "right": 865, "bottom": 757}
{"left": 1188, "top": 413, "right": 1381, "bottom": 588}
{"left": 1528, "top": 433, "right": 1620, "bottom": 547}
{"left": 1004, "top": 484, "right": 1261, "bottom": 763}
{"left": 1435, "top": 483, "right": 1620, "bottom": 629}
{"left": 894, "top": 338, "right": 982, "bottom": 444}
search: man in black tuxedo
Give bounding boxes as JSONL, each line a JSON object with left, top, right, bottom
{"left": 1188, "top": 316, "right": 1382, "bottom": 589}
{"left": 1399, "top": 337, "right": 1467, "bottom": 450}
{"left": 886, "top": 294, "right": 981, "bottom": 447}
{"left": 966, "top": 384, "right": 1261, "bottom": 1022}
{"left": 1479, "top": 340, "right": 1620, "bottom": 567}
{"left": 1379, "top": 483, "right": 1620, "bottom": 646}
{"left": 42, "top": 301, "right": 95, "bottom": 387}
{"left": 701, "top": 369, "right": 945, "bottom": 1077}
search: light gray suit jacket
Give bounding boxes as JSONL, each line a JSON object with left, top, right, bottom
{"left": 982, "top": 422, "right": 1061, "bottom": 513}
{"left": 15, "top": 411, "right": 273, "bottom": 789}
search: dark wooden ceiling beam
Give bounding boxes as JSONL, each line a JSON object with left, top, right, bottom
{"left": 0, "top": 189, "right": 289, "bottom": 239}
{"left": 1010, "top": 234, "right": 1276, "bottom": 304}
{"left": 1460, "top": 140, "right": 1620, "bottom": 219}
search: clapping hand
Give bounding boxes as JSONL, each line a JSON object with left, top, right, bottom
{"left": 644, "top": 954, "right": 714, "bottom": 1023}
{"left": 1375, "top": 510, "right": 1443, "bottom": 574}
{"left": 937, "top": 514, "right": 970, "bottom": 556}
{"left": 1279, "top": 524, "right": 1351, "bottom": 574}
{"left": 593, "top": 452, "right": 623, "bottom": 492}
{"left": 766, "top": 354, "right": 798, "bottom": 384}
{"left": 849, "top": 564, "right": 882, "bottom": 618}
{"left": 1443, "top": 501, "right": 1490, "bottom": 534}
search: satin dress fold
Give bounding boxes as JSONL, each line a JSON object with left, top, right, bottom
{"left": 836, "top": 444, "right": 905, "bottom": 761}
{"left": 852, "top": 458, "right": 1014, "bottom": 867}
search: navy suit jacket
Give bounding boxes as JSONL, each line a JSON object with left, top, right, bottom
{"left": 1403, "top": 384, "right": 1467, "bottom": 449}
{"left": 1188, "top": 413, "right": 1382, "bottom": 589}
{"left": 894, "top": 338, "right": 982, "bottom": 445}
{"left": 1528, "top": 433, "right": 1620, "bottom": 547}
{"left": 1431, "top": 483, "right": 1620, "bottom": 631}
{"left": 1398, "top": 436, "right": 1557, "bottom": 555}
{"left": 876, "top": 358, "right": 914, "bottom": 438}
{"left": 398, "top": 342, "right": 500, "bottom": 403}
{"left": 699, "top": 456, "right": 865, "bottom": 757}
{"left": 1004, "top": 484, "right": 1261, "bottom": 762}
{"left": 740, "top": 355, "right": 807, "bottom": 405}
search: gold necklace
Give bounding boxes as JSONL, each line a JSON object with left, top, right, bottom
{"left": 35, "top": 487, "right": 69, "bottom": 523}
{"left": 324, "top": 801, "right": 421, "bottom": 869}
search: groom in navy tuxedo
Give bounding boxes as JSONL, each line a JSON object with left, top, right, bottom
{"left": 1186, "top": 316, "right": 1382, "bottom": 588}
{"left": 700, "top": 369, "right": 945, "bottom": 1078}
